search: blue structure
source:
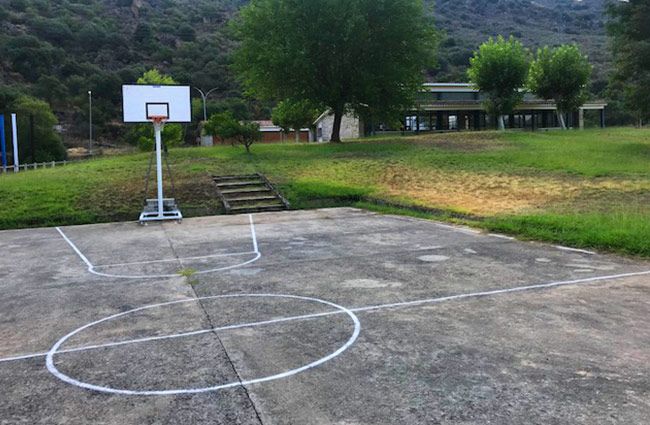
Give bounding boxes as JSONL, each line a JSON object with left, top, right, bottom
{"left": 0, "top": 114, "right": 7, "bottom": 170}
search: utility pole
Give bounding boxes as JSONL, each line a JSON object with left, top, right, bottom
{"left": 88, "top": 90, "right": 93, "bottom": 155}
{"left": 193, "top": 87, "right": 219, "bottom": 122}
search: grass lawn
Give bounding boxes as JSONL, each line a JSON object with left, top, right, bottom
{"left": 1, "top": 127, "right": 649, "bottom": 256}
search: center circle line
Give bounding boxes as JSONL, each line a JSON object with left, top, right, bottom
{"left": 46, "top": 293, "right": 361, "bottom": 396}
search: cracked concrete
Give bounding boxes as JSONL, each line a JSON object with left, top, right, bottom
{"left": 0, "top": 208, "right": 649, "bottom": 424}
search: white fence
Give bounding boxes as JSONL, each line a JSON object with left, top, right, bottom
{"left": 1, "top": 160, "right": 71, "bottom": 174}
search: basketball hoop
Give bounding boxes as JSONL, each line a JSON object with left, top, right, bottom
{"left": 149, "top": 116, "right": 167, "bottom": 130}
{"left": 121, "top": 85, "right": 191, "bottom": 224}
{"left": 146, "top": 102, "right": 170, "bottom": 130}
{"left": 149, "top": 116, "right": 167, "bottom": 124}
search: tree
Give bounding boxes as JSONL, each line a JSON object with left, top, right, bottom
{"left": 133, "top": 23, "right": 154, "bottom": 44}
{"left": 0, "top": 86, "right": 23, "bottom": 113}
{"left": 236, "top": 121, "right": 262, "bottom": 154}
{"left": 271, "top": 99, "right": 320, "bottom": 142}
{"left": 35, "top": 75, "right": 69, "bottom": 107}
{"left": 204, "top": 112, "right": 241, "bottom": 143}
{"left": 137, "top": 69, "right": 175, "bottom": 85}
{"left": 607, "top": 0, "right": 650, "bottom": 126}
{"left": 468, "top": 36, "right": 530, "bottom": 130}
{"left": 30, "top": 17, "right": 74, "bottom": 47}
{"left": 128, "top": 70, "right": 184, "bottom": 151}
{"left": 232, "top": 0, "right": 437, "bottom": 142}
{"left": 2, "top": 35, "right": 59, "bottom": 83}
{"left": 177, "top": 24, "right": 196, "bottom": 42}
{"left": 528, "top": 45, "right": 591, "bottom": 130}
{"left": 9, "top": 0, "right": 27, "bottom": 12}
{"left": 204, "top": 112, "right": 261, "bottom": 153}
{"left": 12, "top": 96, "right": 67, "bottom": 162}
{"left": 77, "top": 23, "right": 109, "bottom": 52}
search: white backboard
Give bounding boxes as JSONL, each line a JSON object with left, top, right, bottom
{"left": 122, "top": 85, "right": 192, "bottom": 123}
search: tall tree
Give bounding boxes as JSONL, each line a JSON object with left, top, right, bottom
{"left": 607, "top": 0, "right": 650, "bottom": 126}
{"left": 468, "top": 36, "right": 530, "bottom": 130}
{"left": 232, "top": 0, "right": 437, "bottom": 142}
{"left": 528, "top": 45, "right": 592, "bottom": 130}
{"left": 271, "top": 100, "right": 320, "bottom": 142}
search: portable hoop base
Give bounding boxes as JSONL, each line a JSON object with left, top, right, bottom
{"left": 139, "top": 198, "right": 183, "bottom": 223}
{"left": 139, "top": 117, "right": 182, "bottom": 225}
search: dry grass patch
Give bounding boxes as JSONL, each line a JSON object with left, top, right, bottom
{"left": 401, "top": 131, "right": 511, "bottom": 152}
{"left": 377, "top": 163, "right": 650, "bottom": 216}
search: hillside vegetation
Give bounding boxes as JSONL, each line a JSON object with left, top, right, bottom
{"left": 0, "top": 128, "right": 648, "bottom": 256}
{"left": 434, "top": 0, "right": 609, "bottom": 84}
{"left": 0, "top": 0, "right": 243, "bottom": 141}
{"left": 0, "top": 0, "right": 614, "bottom": 142}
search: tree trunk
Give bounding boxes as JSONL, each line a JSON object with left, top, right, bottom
{"left": 295, "top": 129, "right": 300, "bottom": 143}
{"left": 557, "top": 111, "right": 567, "bottom": 130}
{"left": 330, "top": 108, "right": 343, "bottom": 142}
{"left": 497, "top": 115, "right": 505, "bottom": 131}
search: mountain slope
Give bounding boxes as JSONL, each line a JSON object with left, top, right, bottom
{"left": 434, "top": 0, "right": 610, "bottom": 88}
{"left": 0, "top": 0, "right": 613, "bottom": 142}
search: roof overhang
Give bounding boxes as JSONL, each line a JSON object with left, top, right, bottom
{"left": 580, "top": 103, "right": 608, "bottom": 110}
{"left": 421, "top": 83, "right": 478, "bottom": 93}
{"left": 412, "top": 101, "right": 607, "bottom": 112}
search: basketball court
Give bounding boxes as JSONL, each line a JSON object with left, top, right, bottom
{"left": 1, "top": 207, "right": 649, "bottom": 424}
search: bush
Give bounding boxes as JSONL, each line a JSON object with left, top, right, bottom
{"left": 132, "top": 124, "right": 184, "bottom": 151}
{"left": 12, "top": 96, "right": 67, "bottom": 162}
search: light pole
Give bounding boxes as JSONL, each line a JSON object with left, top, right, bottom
{"left": 193, "top": 87, "right": 219, "bottom": 122}
{"left": 88, "top": 90, "right": 93, "bottom": 155}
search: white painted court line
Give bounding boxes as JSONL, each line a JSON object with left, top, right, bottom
{"left": 45, "top": 294, "right": 361, "bottom": 396}
{"left": 2, "top": 268, "right": 649, "bottom": 366}
{"left": 56, "top": 227, "right": 93, "bottom": 269}
{"left": 0, "top": 352, "right": 52, "bottom": 363}
{"left": 488, "top": 233, "right": 516, "bottom": 241}
{"left": 349, "top": 269, "right": 650, "bottom": 313}
{"left": 94, "top": 251, "right": 256, "bottom": 268}
{"left": 0, "top": 310, "right": 341, "bottom": 364}
{"left": 555, "top": 245, "right": 597, "bottom": 255}
{"left": 56, "top": 214, "right": 261, "bottom": 279}
{"left": 250, "top": 213, "right": 259, "bottom": 253}
{"left": 433, "top": 222, "right": 481, "bottom": 236}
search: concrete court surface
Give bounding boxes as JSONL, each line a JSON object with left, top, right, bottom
{"left": 0, "top": 207, "right": 649, "bottom": 424}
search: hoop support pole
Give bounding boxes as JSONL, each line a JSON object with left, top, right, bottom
{"left": 139, "top": 117, "right": 181, "bottom": 224}
{"left": 154, "top": 121, "right": 164, "bottom": 218}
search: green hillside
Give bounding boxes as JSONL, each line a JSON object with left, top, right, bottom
{"left": 434, "top": 0, "right": 610, "bottom": 85}
{"left": 0, "top": 0, "right": 613, "bottom": 143}
{"left": 0, "top": 0, "right": 244, "bottom": 142}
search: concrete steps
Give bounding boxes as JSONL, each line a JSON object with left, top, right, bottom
{"left": 212, "top": 173, "right": 290, "bottom": 214}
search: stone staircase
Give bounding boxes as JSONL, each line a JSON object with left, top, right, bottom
{"left": 212, "top": 173, "right": 290, "bottom": 214}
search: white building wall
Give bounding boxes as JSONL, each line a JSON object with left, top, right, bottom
{"left": 316, "top": 112, "right": 363, "bottom": 142}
